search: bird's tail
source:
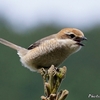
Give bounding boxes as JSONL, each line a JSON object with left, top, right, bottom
{"left": 0, "top": 38, "right": 24, "bottom": 51}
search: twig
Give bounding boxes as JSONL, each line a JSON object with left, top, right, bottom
{"left": 40, "top": 65, "right": 69, "bottom": 100}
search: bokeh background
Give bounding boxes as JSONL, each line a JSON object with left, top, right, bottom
{"left": 0, "top": 0, "right": 100, "bottom": 100}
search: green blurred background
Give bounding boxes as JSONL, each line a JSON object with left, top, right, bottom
{"left": 0, "top": 1, "right": 100, "bottom": 100}
{"left": 0, "top": 24, "right": 100, "bottom": 100}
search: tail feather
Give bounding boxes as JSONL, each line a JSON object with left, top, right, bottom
{"left": 0, "top": 38, "right": 24, "bottom": 51}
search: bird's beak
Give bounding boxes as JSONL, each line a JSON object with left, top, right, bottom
{"left": 74, "top": 36, "right": 87, "bottom": 41}
{"left": 82, "top": 37, "right": 87, "bottom": 41}
{"left": 74, "top": 36, "right": 87, "bottom": 46}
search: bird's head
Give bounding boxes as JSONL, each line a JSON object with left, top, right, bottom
{"left": 57, "top": 28, "right": 87, "bottom": 53}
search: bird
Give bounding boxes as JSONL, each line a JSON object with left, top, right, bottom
{"left": 0, "top": 28, "right": 87, "bottom": 72}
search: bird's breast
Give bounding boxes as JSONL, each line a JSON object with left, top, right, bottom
{"left": 20, "top": 39, "right": 73, "bottom": 71}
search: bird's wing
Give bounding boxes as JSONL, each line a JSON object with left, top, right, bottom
{"left": 28, "top": 34, "right": 56, "bottom": 50}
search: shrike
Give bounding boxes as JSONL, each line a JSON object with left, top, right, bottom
{"left": 0, "top": 28, "right": 87, "bottom": 72}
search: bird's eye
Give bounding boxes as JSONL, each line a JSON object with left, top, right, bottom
{"left": 68, "top": 34, "right": 75, "bottom": 38}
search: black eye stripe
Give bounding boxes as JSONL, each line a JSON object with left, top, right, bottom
{"left": 68, "top": 34, "right": 75, "bottom": 38}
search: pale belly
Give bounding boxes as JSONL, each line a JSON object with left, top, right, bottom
{"left": 21, "top": 47, "right": 70, "bottom": 71}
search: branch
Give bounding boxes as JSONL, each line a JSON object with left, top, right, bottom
{"left": 40, "top": 65, "right": 69, "bottom": 100}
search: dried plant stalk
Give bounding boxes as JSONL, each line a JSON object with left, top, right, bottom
{"left": 40, "top": 65, "right": 69, "bottom": 100}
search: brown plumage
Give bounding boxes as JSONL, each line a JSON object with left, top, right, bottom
{"left": 0, "top": 28, "right": 87, "bottom": 72}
